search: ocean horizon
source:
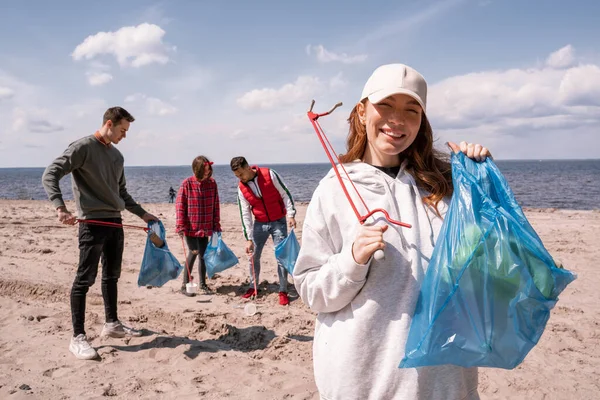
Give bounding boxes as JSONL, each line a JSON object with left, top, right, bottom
{"left": 1, "top": 159, "right": 599, "bottom": 210}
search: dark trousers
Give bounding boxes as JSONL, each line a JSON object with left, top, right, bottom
{"left": 182, "top": 236, "right": 209, "bottom": 286}
{"left": 71, "top": 218, "right": 124, "bottom": 336}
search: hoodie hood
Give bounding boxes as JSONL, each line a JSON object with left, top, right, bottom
{"left": 320, "top": 161, "right": 442, "bottom": 240}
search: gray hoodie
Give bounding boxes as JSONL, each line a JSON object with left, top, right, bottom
{"left": 293, "top": 162, "right": 479, "bottom": 400}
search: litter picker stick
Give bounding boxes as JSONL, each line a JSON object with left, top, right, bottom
{"left": 306, "top": 100, "right": 412, "bottom": 261}
{"left": 77, "top": 219, "right": 164, "bottom": 247}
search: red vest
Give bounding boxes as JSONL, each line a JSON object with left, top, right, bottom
{"left": 239, "top": 166, "right": 286, "bottom": 222}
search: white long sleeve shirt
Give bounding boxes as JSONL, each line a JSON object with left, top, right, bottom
{"left": 237, "top": 169, "right": 296, "bottom": 241}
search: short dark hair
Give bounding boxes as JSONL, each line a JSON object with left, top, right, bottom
{"left": 230, "top": 156, "right": 248, "bottom": 171}
{"left": 192, "top": 155, "right": 212, "bottom": 180}
{"left": 103, "top": 107, "right": 135, "bottom": 126}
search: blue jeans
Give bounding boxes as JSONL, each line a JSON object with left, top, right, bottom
{"left": 250, "top": 217, "right": 288, "bottom": 292}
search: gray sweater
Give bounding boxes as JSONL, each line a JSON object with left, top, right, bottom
{"left": 42, "top": 135, "right": 146, "bottom": 219}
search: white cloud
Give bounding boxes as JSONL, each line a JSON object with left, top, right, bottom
{"left": 146, "top": 97, "right": 177, "bottom": 116}
{"left": 72, "top": 23, "right": 173, "bottom": 68}
{"left": 559, "top": 64, "right": 600, "bottom": 106}
{"left": 11, "top": 108, "right": 26, "bottom": 131}
{"left": 125, "top": 93, "right": 177, "bottom": 116}
{"left": 329, "top": 72, "right": 348, "bottom": 89}
{"left": 0, "top": 86, "right": 15, "bottom": 100}
{"left": 306, "top": 45, "right": 367, "bottom": 64}
{"left": 546, "top": 45, "right": 575, "bottom": 69}
{"left": 12, "top": 108, "right": 64, "bottom": 133}
{"left": 0, "top": 69, "right": 40, "bottom": 104}
{"left": 86, "top": 72, "right": 113, "bottom": 86}
{"left": 427, "top": 45, "right": 600, "bottom": 138}
{"left": 237, "top": 76, "right": 322, "bottom": 110}
{"left": 281, "top": 114, "right": 309, "bottom": 136}
{"left": 124, "top": 93, "right": 142, "bottom": 103}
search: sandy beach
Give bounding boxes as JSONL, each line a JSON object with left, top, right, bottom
{"left": 0, "top": 199, "right": 598, "bottom": 399}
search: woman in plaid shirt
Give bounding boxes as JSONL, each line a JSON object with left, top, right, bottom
{"left": 176, "top": 155, "right": 221, "bottom": 295}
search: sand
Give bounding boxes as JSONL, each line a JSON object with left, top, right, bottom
{"left": 0, "top": 200, "right": 598, "bottom": 399}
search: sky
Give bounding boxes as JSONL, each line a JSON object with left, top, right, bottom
{"left": 1, "top": 0, "right": 599, "bottom": 167}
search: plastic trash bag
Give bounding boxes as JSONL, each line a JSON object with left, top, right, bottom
{"left": 275, "top": 229, "right": 300, "bottom": 274}
{"left": 138, "top": 221, "right": 183, "bottom": 287}
{"left": 399, "top": 152, "right": 576, "bottom": 370}
{"left": 204, "top": 232, "right": 239, "bottom": 279}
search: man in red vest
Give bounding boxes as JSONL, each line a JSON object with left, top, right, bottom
{"left": 230, "top": 156, "right": 297, "bottom": 305}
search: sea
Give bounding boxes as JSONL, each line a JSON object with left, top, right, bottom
{"left": 1, "top": 160, "right": 599, "bottom": 210}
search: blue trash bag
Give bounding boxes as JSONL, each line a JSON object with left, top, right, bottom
{"left": 275, "top": 229, "right": 300, "bottom": 274}
{"left": 204, "top": 232, "right": 239, "bottom": 279}
{"left": 138, "top": 221, "right": 183, "bottom": 287}
{"left": 399, "top": 151, "right": 576, "bottom": 369}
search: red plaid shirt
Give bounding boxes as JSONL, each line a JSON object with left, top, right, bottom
{"left": 176, "top": 176, "right": 221, "bottom": 237}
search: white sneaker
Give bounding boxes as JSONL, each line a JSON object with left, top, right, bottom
{"left": 101, "top": 321, "right": 143, "bottom": 338}
{"left": 69, "top": 334, "right": 98, "bottom": 360}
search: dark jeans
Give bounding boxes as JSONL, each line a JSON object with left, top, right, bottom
{"left": 182, "top": 236, "right": 209, "bottom": 287}
{"left": 71, "top": 218, "right": 124, "bottom": 336}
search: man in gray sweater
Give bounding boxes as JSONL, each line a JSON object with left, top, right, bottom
{"left": 42, "top": 106, "right": 158, "bottom": 360}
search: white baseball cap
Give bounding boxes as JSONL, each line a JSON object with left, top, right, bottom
{"left": 360, "top": 64, "right": 427, "bottom": 112}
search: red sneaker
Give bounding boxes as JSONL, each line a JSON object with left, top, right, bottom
{"left": 278, "top": 292, "right": 289, "bottom": 306}
{"left": 242, "top": 288, "right": 257, "bottom": 299}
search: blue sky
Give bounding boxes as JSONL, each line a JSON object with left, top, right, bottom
{"left": 1, "top": 0, "right": 599, "bottom": 167}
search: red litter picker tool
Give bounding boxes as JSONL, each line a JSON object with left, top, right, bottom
{"left": 306, "top": 100, "right": 412, "bottom": 260}
{"left": 77, "top": 219, "right": 165, "bottom": 248}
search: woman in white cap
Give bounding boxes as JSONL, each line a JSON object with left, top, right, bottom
{"left": 293, "top": 64, "right": 490, "bottom": 399}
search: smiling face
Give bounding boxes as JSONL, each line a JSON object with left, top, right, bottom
{"left": 357, "top": 93, "right": 423, "bottom": 167}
